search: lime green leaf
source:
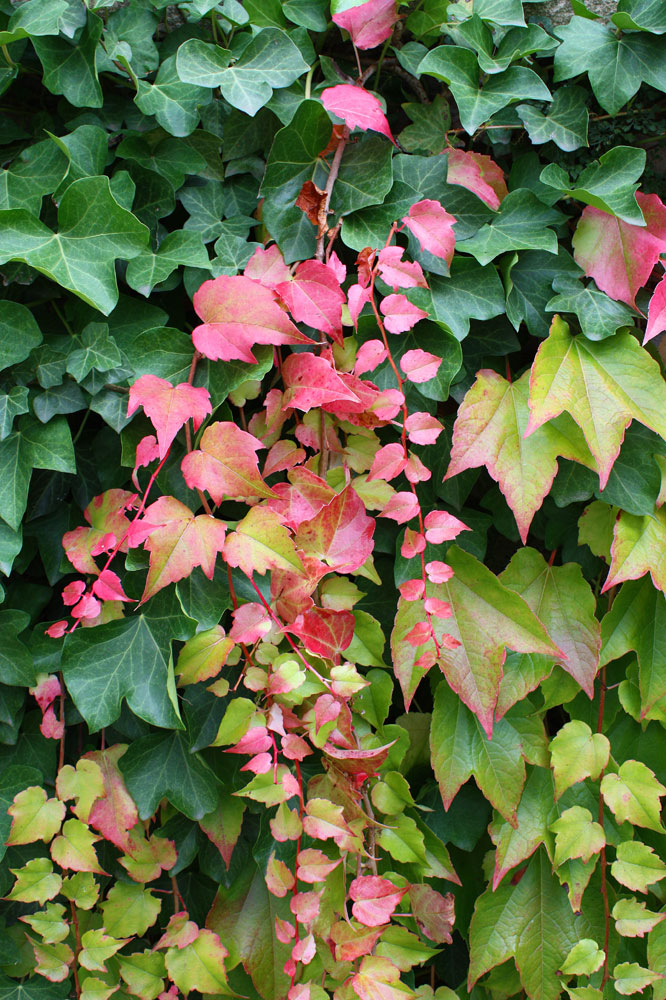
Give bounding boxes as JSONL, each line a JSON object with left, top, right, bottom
{"left": 100, "top": 882, "right": 161, "bottom": 938}
{"left": 7, "top": 859, "right": 62, "bottom": 904}
{"left": 176, "top": 625, "right": 235, "bottom": 686}
{"left": 613, "top": 962, "right": 664, "bottom": 995}
{"left": 559, "top": 939, "right": 605, "bottom": 976}
{"left": 60, "top": 872, "right": 99, "bottom": 911}
{"left": 549, "top": 721, "right": 610, "bottom": 799}
{"left": 79, "top": 929, "right": 130, "bottom": 972}
{"left": 376, "top": 812, "right": 427, "bottom": 866}
{"left": 611, "top": 840, "right": 666, "bottom": 892}
{"left": 549, "top": 806, "right": 605, "bottom": 866}
{"left": 50, "top": 819, "right": 105, "bottom": 874}
{"left": 55, "top": 759, "right": 105, "bottom": 824}
{"left": 527, "top": 317, "right": 666, "bottom": 488}
{"left": 0, "top": 177, "right": 149, "bottom": 314}
{"left": 648, "top": 920, "right": 666, "bottom": 1000}
{"left": 29, "top": 936, "right": 73, "bottom": 983}
{"left": 19, "top": 903, "right": 69, "bottom": 945}
{"left": 225, "top": 507, "right": 306, "bottom": 578}
{"left": 613, "top": 898, "right": 664, "bottom": 938}
{"left": 165, "top": 929, "right": 232, "bottom": 995}
{"left": 604, "top": 507, "right": 666, "bottom": 595}
{"left": 118, "top": 951, "right": 166, "bottom": 1000}
{"left": 7, "top": 786, "right": 66, "bottom": 845}
{"left": 601, "top": 760, "right": 666, "bottom": 832}
{"left": 119, "top": 730, "right": 220, "bottom": 820}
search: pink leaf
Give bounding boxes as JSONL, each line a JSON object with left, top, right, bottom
{"left": 85, "top": 745, "right": 138, "bottom": 853}
{"left": 398, "top": 579, "right": 425, "bottom": 600}
{"left": 92, "top": 570, "right": 133, "bottom": 603}
{"left": 132, "top": 434, "right": 160, "bottom": 489}
{"left": 572, "top": 192, "right": 666, "bottom": 307}
{"left": 349, "top": 876, "right": 407, "bottom": 927}
{"left": 328, "top": 251, "right": 346, "bottom": 284}
{"left": 181, "top": 422, "right": 275, "bottom": 504}
{"left": 347, "top": 283, "right": 373, "bottom": 326}
{"left": 409, "top": 885, "right": 455, "bottom": 943}
{"left": 367, "top": 442, "right": 408, "bottom": 481}
{"left": 31, "top": 675, "right": 60, "bottom": 712}
{"left": 62, "top": 580, "right": 86, "bottom": 606}
{"left": 424, "top": 509, "right": 469, "bottom": 543}
{"left": 276, "top": 260, "right": 345, "bottom": 341}
{"left": 446, "top": 148, "right": 508, "bottom": 211}
{"left": 127, "top": 375, "right": 211, "bottom": 461}
{"left": 192, "top": 274, "right": 313, "bottom": 364}
{"left": 354, "top": 338, "right": 387, "bottom": 375}
{"left": 296, "top": 848, "right": 342, "bottom": 883}
{"left": 380, "top": 293, "right": 429, "bottom": 334}
{"left": 378, "top": 491, "right": 419, "bottom": 524}
{"left": 405, "top": 412, "right": 443, "bottom": 445}
{"left": 402, "top": 199, "right": 456, "bottom": 263}
{"left": 46, "top": 621, "right": 68, "bottom": 638}
{"left": 401, "top": 528, "right": 425, "bottom": 557}
{"left": 400, "top": 349, "right": 442, "bottom": 383}
{"left": 424, "top": 597, "right": 452, "bottom": 618}
{"left": 425, "top": 560, "right": 453, "bottom": 583}
{"left": 332, "top": 0, "right": 397, "bottom": 49}
{"left": 267, "top": 469, "right": 336, "bottom": 531}
{"left": 141, "top": 497, "right": 226, "bottom": 602}
{"left": 282, "top": 353, "right": 361, "bottom": 412}
{"left": 321, "top": 84, "right": 395, "bottom": 144}
{"left": 287, "top": 608, "right": 355, "bottom": 660}
{"left": 155, "top": 912, "right": 199, "bottom": 951}
{"left": 264, "top": 440, "right": 306, "bottom": 477}
{"left": 244, "top": 244, "right": 290, "bottom": 290}
{"left": 645, "top": 270, "right": 666, "bottom": 344}
{"left": 230, "top": 603, "right": 272, "bottom": 645}
{"left": 371, "top": 387, "right": 404, "bottom": 420}
{"left": 295, "top": 484, "right": 375, "bottom": 573}
{"left": 71, "top": 594, "right": 101, "bottom": 621}
{"left": 377, "top": 246, "right": 427, "bottom": 290}
{"left": 41, "top": 705, "right": 65, "bottom": 740}
{"left": 290, "top": 890, "right": 321, "bottom": 924}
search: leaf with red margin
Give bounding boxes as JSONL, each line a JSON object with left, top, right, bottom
{"left": 527, "top": 317, "right": 666, "bottom": 488}
{"left": 62, "top": 489, "right": 135, "bottom": 575}
{"left": 321, "top": 85, "right": 395, "bottom": 144}
{"left": 352, "top": 956, "right": 407, "bottom": 1000}
{"left": 127, "top": 375, "right": 211, "bottom": 462}
{"left": 282, "top": 353, "right": 361, "bottom": 412}
{"left": 603, "top": 506, "right": 666, "bottom": 595}
{"left": 192, "top": 275, "right": 312, "bottom": 364}
{"left": 500, "top": 547, "right": 600, "bottom": 699}
{"left": 322, "top": 741, "right": 394, "bottom": 775}
{"left": 572, "top": 192, "right": 666, "bottom": 307}
{"left": 267, "top": 469, "right": 336, "bottom": 530}
{"left": 224, "top": 506, "right": 306, "bottom": 578}
{"left": 181, "top": 422, "right": 276, "bottom": 504}
{"left": 380, "top": 294, "right": 429, "bottom": 334}
{"left": 391, "top": 546, "right": 561, "bottom": 735}
{"left": 276, "top": 260, "right": 345, "bottom": 341}
{"left": 349, "top": 876, "right": 407, "bottom": 927}
{"left": 199, "top": 795, "right": 245, "bottom": 870}
{"left": 446, "top": 148, "right": 508, "bottom": 210}
{"left": 445, "top": 369, "right": 596, "bottom": 543}
{"left": 141, "top": 496, "right": 226, "bottom": 602}
{"left": 409, "top": 885, "right": 455, "bottom": 943}
{"left": 330, "top": 922, "right": 384, "bottom": 962}
{"left": 295, "top": 484, "right": 375, "bottom": 573}
{"left": 645, "top": 270, "right": 666, "bottom": 344}
{"left": 402, "top": 199, "right": 456, "bottom": 263}
{"left": 332, "top": 0, "right": 397, "bottom": 49}
{"left": 155, "top": 911, "right": 199, "bottom": 950}
{"left": 287, "top": 608, "right": 355, "bottom": 659}
{"left": 84, "top": 745, "right": 138, "bottom": 853}
{"left": 244, "top": 244, "right": 290, "bottom": 290}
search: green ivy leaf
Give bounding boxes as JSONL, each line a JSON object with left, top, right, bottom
{"left": 135, "top": 55, "right": 212, "bottom": 137}
{"left": 516, "top": 85, "right": 589, "bottom": 152}
{"left": 32, "top": 14, "right": 103, "bottom": 108}
{"left": 457, "top": 190, "right": 563, "bottom": 265}
{"left": 546, "top": 274, "right": 637, "bottom": 341}
{"left": 126, "top": 231, "right": 210, "bottom": 296}
{"left": 613, "top": 0, "right": 666, "bottom": 32}
{"left": 540, "top": 146, "right": 646, "bottom": 224}
{"left": 119, "top": 730, "right": 220, "bottom": 820}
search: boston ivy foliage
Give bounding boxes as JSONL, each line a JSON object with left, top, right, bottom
{"left": 1, "top": 2, "right": 666, "bottom": 1000}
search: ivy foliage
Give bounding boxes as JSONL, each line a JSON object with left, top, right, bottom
{"left": 1, "top": 2, "right": 666, "bottom": 1000}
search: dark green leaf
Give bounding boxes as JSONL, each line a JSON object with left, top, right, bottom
{"left": 540, "top": 146, "right": 646, "bottom": 224}
{"left": 516, "top": 85, "right": 589, "bottom": 152}
{"left": 135, "top": 55, "right": 212, "bottom": 137}
{"left": 0, "top": 302, "right": 42, "bottom": 371}
{"left": 409, "top": 257, "right": 505, "bottom": 341}
{"left": 119, "top": 730, "right": 220, "bottom": 820}
{"left": 457, "top": 189, "right": 563, "bottom": 265}
{"left": 546, "top": 273, "right": 637, "bottom": 341}
{"left": 32, "top": 13, "right": 103, "bottom": 108}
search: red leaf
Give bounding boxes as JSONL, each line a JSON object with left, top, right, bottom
{"left": 321, "top": 84, "right": 395, "bottom": 144}
{"left": 425, "top": 560, "right": 453, "bottom": 583}
{"left": 230, "top": 603, "right": 272, "bottom": 644}
{"left": 446, "top": 148, "right": 508, "bottom": 210}
{"left": 85, "top": 745, "right": 138, "bottom": 852}
{"left": 282, "top": 353, "right": 361, "bottom": 412}
{"left": 46, "top": 621, "right": 68, "bottom": 639}
{"left": 267, "top": 469, "right": 336, "bottom": 531}
{"left": 322, "top": 741, "right": 394, "bottom": 775}
{"left": 402, "top": 199, "right": 456, "bottom": 263}
{"left": 401, "top": 528, "right": 425, "bottom": 556}
{"left": 276, "top": 260, "right": 346, "bottom": 341}
{"left": 141, "top": 496, "right": 226, "bottom": 602}
{"left": 127, "top": 375, "right": 211, "bottom": 461}
{"left": 645, "top": 270, "right": 666, "bottom": 344}
{"left": 62, "top": 581, "right": 85, "bottom": 606}
{"left": 63, "top": 489, "right": 135, "bottom": 575}
{"left": 349, "top": 876, "right": 407, "bottom": 927}
{"left": 295, "top": 484, "right": 375, "bottom": 573}
{"left": 296, "top": 848, "right": 341, "bottom": 883}
{"left": 133, "top": 434, "right": 160, "bottom": 489}
{"left": 192, "top": 274, "right": 312, "bottom": 363}
{"left": 244, "top": 244, "right": 291, "bottom": 290}
{"left": 380, "top": 293, "right": 428, "bottom": 334}
{"left": 572, "top": 192, "right": 666, "bottom": 307}
{"left": 400, "top": 349, "right": 442, "bottom": 383}
{"left": 71, "top": 594, "right": 101, "bottom": 620}
{"left": 264, "top": 440, "right": 306, "bottom": 477}
{"left": 399, "top": 579, "right": 424, "bottom": 600}
{"left": 92, "top": 570, "right": 134, "bottom": 603}
{"left": 287, "top": 608, "right": 355, "bottom": 659}
{"left": 376, "top": 246, "right": 427, "bottom": 290}
{"left": 367, "top": 442, "right": 408, "bottom": 481}
{"left": 332, "top": 0, "right": 397, "bottom": 49}
{"left": 181, "top": 421, "right": 276, "bottom": 504}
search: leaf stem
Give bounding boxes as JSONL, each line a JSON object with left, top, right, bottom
{"left": 316, "top": 127, "right": 349, "bottom": 261}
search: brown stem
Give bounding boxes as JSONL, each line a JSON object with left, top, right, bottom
{"left": 316, "top": 129, "right": 350, "bottom": 261}
{"left": 171, "top": 874, "right": 183, "bottom": 914}
{"left": 70, "top": 903, "right": 82, "bottom": 999}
